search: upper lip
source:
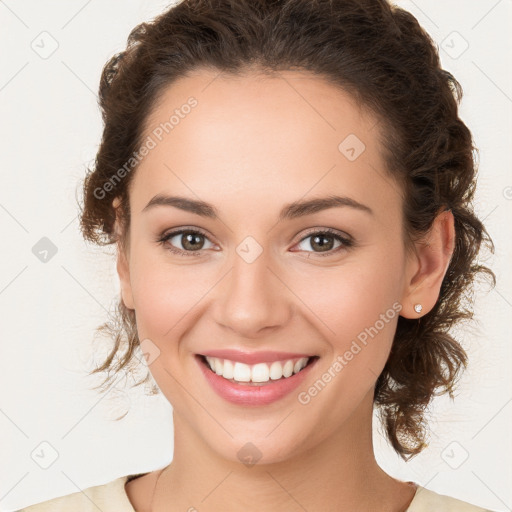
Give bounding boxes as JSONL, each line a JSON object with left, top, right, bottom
{"left": 198, "top": 349, "right": 316, "bottom": 365}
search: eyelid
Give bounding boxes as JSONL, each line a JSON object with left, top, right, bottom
{"left": 296, "top": 226, "right": 353, "bottom": 243}
{"left": 158, "top": 225, "right": 213, "bottom": 241}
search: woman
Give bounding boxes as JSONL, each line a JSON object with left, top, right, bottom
{"left": 19, "top": 0, "right": 497, "bottom": 510}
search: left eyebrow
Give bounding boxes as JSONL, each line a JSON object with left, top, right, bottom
{"left": 141, "top": 194, "right": 374, "bottom": 220}
{"left": 278, "top": 195, "right": 374, "bottom": 221}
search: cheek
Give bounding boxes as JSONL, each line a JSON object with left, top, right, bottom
{"left": 295, "top": 247, "right": 404, "bottom": 363}
{"left": 128, "top": 252, "right": 209, "bottom": 340}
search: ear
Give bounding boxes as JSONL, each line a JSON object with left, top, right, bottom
{"left": 112, "top": 197, "right": 135, "bottom": 311}
{"left": 400, "top": 208, "right": 455, "bottom": 318}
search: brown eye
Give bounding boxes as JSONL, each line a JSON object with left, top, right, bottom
{"left": 159, "top": 229, "right": 215, "bottom": 256}
{"left": 178, "top": 231, "right": 206, "bottom": 251}
{"left": 295, "top": 229, "right": 353, "bottom": 257}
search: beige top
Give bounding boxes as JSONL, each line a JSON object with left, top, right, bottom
{"left": 17, "top": 474, "right": 495, "bottom": 512}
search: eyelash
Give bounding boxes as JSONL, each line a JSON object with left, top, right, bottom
{"left": 156, "top": 227, "right": 354, "bottom": 258}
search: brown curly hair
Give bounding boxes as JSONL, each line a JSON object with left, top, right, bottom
{"left": 77, "top": 0, "right": 495, "bottom": 460}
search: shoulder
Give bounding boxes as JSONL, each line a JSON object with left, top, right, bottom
{"left": 16, "top": 474, "right": 138, "bottom": 512}
{"left": 408, "top": 485, "right": 497, "bottom": 512}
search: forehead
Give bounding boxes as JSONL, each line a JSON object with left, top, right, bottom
{"left": 130, "top": 69, "right": 399, "bottom": 220}
{"left": 141, "top": 68, "right": 377, "bottom": 153}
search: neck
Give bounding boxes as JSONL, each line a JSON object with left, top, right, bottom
{"left": 152, "top": 389, "right": 416, "bottom": 512}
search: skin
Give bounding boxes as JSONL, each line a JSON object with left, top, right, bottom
{"left": 114, "top": 69, "right": 455, "bottom": 512}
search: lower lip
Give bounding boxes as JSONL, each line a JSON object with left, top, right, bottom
{"left": 196, "top": 355, "right": 318, "bottom": 406}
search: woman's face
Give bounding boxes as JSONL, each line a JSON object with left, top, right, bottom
{"left": 116, "top": 69, "right": 418, "bottom": 464}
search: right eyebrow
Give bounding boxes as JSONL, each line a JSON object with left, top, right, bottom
{"left": 141, "top": 194, "right": 218, "bottom": 218}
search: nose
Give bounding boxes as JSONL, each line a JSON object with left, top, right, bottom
{"left": 212, "top": 246, "right": 292, "bottom": 339}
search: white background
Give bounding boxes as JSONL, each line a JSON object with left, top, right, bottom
{"left": 0, "top": 1, "right": 510, "bottom": 511}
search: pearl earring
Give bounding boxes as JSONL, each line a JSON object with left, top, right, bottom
{"left": 414, "top": 304, "right": 423, "bottom": 314}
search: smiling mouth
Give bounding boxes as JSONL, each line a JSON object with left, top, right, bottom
{"left": 197, "top": 354, "right": 320, "bottom": 385}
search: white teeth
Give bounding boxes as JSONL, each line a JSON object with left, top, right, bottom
{"left": 251, "top": 363, "right": 270, "bottom": 383}
{"left": 269, "top": 361, "right": 283, "bottom": 380}
{"left": 204, "top": 356, "right": 311, "bottom": 383}
{"left": 283, "top": 360, "right": 294, "bottom": 377}
{"left": 222, "top": 359, "right": 234, "bottom": 379}
{"left": 293, "top": 359, "right": 305, "bottom": 374}
{"left": 233, "top": 362, "right": 251, "bottom": 382}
